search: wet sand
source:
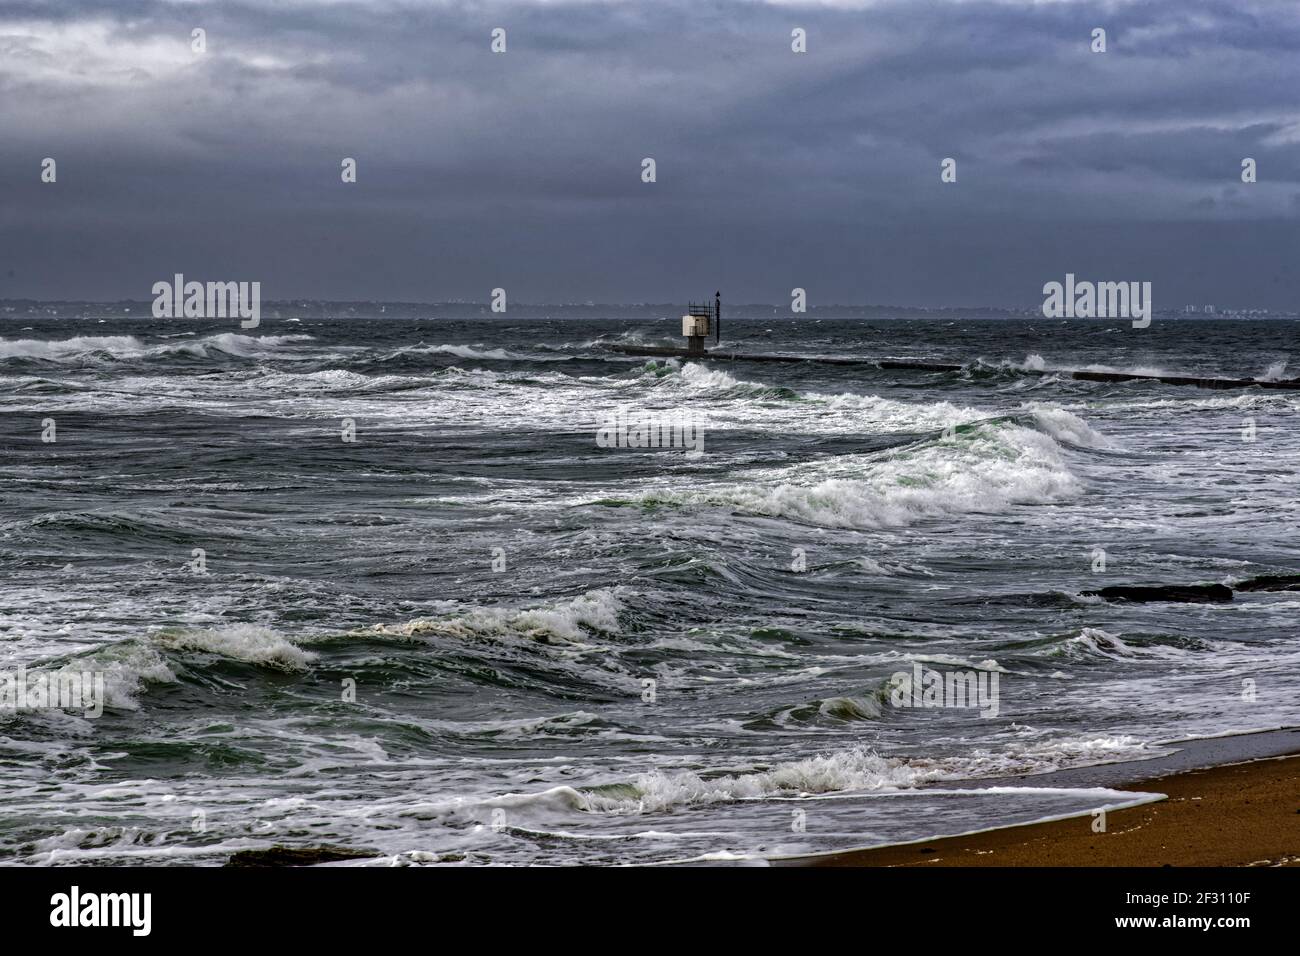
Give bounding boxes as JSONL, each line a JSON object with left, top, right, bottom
{"left": 789, "top": 732, "right": 1300, "bottom": 867}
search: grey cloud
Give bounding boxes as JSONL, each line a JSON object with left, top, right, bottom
{"left": 0, "top": 0, "right": 1296, "bottom": 307}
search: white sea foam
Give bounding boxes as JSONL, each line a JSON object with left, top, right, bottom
{"left": 1046, "top": 627, "right": 1212, "bottom": 662}
{"left": 0, "top": 335, "right": 147, "bottom": 360}
{"left": 641, "top": 419, "right": 1079, "bottom": 529}
{"left": 817, "top": 695, "right": 884, "bottom": 721}
{"left": 908, "top": 653, "right": 1005, "bottom": 672}
{"left": 1050, "top": 627, "right": 1139, "bottom": 659}
{"left": 429, "top": 344, "right": 517, "bottom": 360}
{"left": 1260, "top": 359, "right": 1289, "bottom": 381}
{"left": 947, "top": 734, "right": 1153, "bottom": 778}
{"left": 1078, "top": 362, "right": 1169, "bottom": 377}
{"left": 403, "top": 748, "right": 941, "bottom": 823}
{"left": 248, "top": 369, "right": 421, "bottom": 393}
{"left": 1071, "top": 392, "right": 1283, "bottom": 413}
{"left": 1023, "top": 403, "right": 1116, "bottom": 449}
{"left": 151, "top": 625, "right": 317, "bottom": 671}
{"left": 851, "top": 556, "right": 891, "bottom": 575}
{"left": 40, "top": 643, "right": 179, "bottom": 712}
{"left": 585, "top": 748, "right": 937, "bottom": 813}
{"left": 813, "top": 391, "right": 979, "bottom": 431}
{"left": 395, "top": 344, "right": 526, "bottom": 361}
{"left": 676, "top": 362, "right": 752, "bottom": 391}
{"left": 199, "top": 333, "right": 316, "bottom": 357}
{"left": 371, "top": 589, "right": 624, "bottom": 646}
{"left": 6, "top": 625, "right": 318, "bottom": 717}
{"left": 672, "top": 365, "right": 985, "bottom": 433}
{"left": 0, "top": 332, "right": 315, "bottom": 362}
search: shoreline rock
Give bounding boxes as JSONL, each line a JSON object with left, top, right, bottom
{"left": 1082, "top": 583, "right": 1233, "bottom": 603}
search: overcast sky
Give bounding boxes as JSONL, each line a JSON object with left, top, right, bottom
{"left": 0, "top": 0, "right": 1297, "bottom": 308}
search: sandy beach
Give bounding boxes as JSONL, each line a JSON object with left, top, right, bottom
{"left": 794, "top": 749, "right": 1300, "bottom": 867}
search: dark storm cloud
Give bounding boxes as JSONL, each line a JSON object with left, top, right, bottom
{"left": 0, "top": 0, "right": 1297, "bottom": 307}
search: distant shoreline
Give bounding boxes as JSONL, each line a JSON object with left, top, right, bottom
{"left": 3, "top": 308, "right": 1296, "bottom": 321}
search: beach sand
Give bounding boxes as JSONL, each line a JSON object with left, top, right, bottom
{"left": 792, "top": 752, "right": 1300, "bottom": 867}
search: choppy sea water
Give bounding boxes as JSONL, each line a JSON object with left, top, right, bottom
{"left": 1, "top": 314, "right": 1297, "bottom": 866}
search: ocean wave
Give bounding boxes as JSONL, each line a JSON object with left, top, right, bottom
{"left": 6, "top": 643, "right": 179, "bottom": 714}
{"left": 1076, "top": 362, "right": 1169, "bottom": 377}
{"left": 388, "top": 344, "right": 560, "bottom": 362}
{"left": 990, "top": 355, "right": 1171, "bottom": 378}
{"left": 20, "top": 510, "right": 190, "bottom": 541}
{"left": 947, "top": 734, "right": 1153, "bottom": 778}
{"left": 907, "top": 653, "right": 1006, "bottom": 671}
{"left": 1021, "top": 404, "right": 1116, "bottom": 449}
{"left": 658, "top": 363, "right": 990, "bottom": 431}
{"left": 582, "top": 748, "right": 935, "bottom": 813}
{"left": 1040, "top": 627, "right": 1210, "bottom": 661}
{"left": 677, "top": 362, "right": 791, "bottom": 396}
{"left": 0, "top": 332, "right": 315, "bottom": 363}
{"left": 246, "top": 369, "right": 427, "bottom": 394}
{"left": 367, "top": 589, "right": 624, "bottom": 647}
{"left": 402, "top": 747, "right": 938, "bottom": 824}
{"left": 816, "top": 695, "right": 885, "bottom": 721}
{"left": 0, "top": 334, "right": 147, "bottom": 361}
{"left": 151, "top": 625, "right": 317, "bottom": 671}
{"left": 200, "top": 333, "right": 316, "bottom": 357}
{"left": 422, "top": 344, "right": 519, "bottom": 360}
{"left": 1070, "top": 392, "right": 1289, "bottom": 413}
{"left": 4, "top": 624, "right": 318, "bottom": 716}
{"left": 631, "top": 419, "right": 1079, "bottom": 529}
{"left": 643, "top": 360, "right": 800, "bottom": 400}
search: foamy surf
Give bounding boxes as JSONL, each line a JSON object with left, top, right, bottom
{"left": 0, "top": 332, "right": 316, "bottom": 363}
{"left": 400, "top": 747, "right": 941, "bottom": 824}
{"left": 4, "top": 312, "right": 1297, "bottom": 867}
{"left": 631, "top": 417, "right": 1081, "bottom": 528}
{"left": 367, "top": 589, "right": 624, "bottom": 647}
{"left": 151, "top": 625, "right": 318, "bottom": 671}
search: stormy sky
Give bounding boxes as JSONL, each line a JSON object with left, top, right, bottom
{"left": 0, "top": 0, "right": 1297, "bottom": 308}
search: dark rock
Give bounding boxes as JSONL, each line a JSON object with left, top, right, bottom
{"left": 1233, "top": 574, "right": 1300, "bottom": 593}
{"left": 225, "top": 844, "right": 379, "bottom": 868}
{"left": 1083, "top": 584, "right": 1233, "bottom": 604}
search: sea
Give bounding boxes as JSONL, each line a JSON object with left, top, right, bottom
{"left": 1, "top": 312, "right": 1297, "bottom": 865}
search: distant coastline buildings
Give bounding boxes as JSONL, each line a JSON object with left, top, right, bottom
{"left": 1183, "top": 304, "right": 1273, "bottom": 317}
{"left": 0, "top": 300, "right": 1291, "bottom": 320}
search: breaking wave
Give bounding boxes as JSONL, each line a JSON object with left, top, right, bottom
{"left": 0, "top": 333, "right": 315, "bottom": 363}
{"left": 631, "top": 416, "right": 1083, "bottom": 529}
{"left": 367, "top": 589, "right": 625, "bottom": 647}
{"left": 150, "top": 624, "right": 318, "bottom": 671}
{"left": 580, "top": 748, "right": 935, "bottom": 812}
